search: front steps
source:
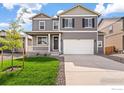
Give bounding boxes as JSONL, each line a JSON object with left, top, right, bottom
{"left": 50, "top": 51, "right": 60, "bottom": 56}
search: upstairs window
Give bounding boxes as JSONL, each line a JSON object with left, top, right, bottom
{"left": 53, "top": 21, "right": 59, "bottom": 30}
{"left": 39, "top": 21, "right": 45, "bottom": 30}
{"left": 82, "top": 18, "right": 95, "bottom": 28}
{"left": 62, "top": 18, "right": 74, "bottom": 28}
{"left": 109, "top": 25, "right": 113, "bottom": 34}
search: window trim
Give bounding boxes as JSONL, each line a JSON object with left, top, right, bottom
{"left": 98, "top": 41, "right": 103, "bottom": 48}
{"left": 36, "top": 36, "right": 48, "bottom": 45}
{"left": 39, "top": 21, "right": 45, "bottom": 30}
{"left": 63, "top": 18, "right": 73, "bottom": 28}
{"left": 83, "top": 18, "right": 93, "bottom": 28}
{"left": 53, "top": 20, "right": 59, "bottom": 30}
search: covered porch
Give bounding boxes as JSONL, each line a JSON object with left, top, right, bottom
{"left": 26, "top": 32, "right": 62, "bottom": 55}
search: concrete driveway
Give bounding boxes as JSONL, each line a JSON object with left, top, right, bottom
{"left": 64, "top": 55, "right": 124, "bottom": 85}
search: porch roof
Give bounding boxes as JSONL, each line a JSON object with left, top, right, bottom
{"left": 26, "top": 31, "right": 62, "bottom": 35}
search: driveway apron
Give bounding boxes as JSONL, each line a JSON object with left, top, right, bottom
{"left": 64, "top": 55, "right": 124, "bottom": 85}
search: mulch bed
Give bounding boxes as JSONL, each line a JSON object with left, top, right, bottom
{"left": 2, "top": 66, "right": 22, "bottom": 72}
{"left": 53, "top": 56, "right": 66, "bottom": 85}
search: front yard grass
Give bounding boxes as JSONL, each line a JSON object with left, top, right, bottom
{"left": 0, "top": 56, "right": 59, "bottom": 85}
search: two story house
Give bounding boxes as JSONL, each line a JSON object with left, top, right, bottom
{"left": 26, "top": 5, "right": 104, "bottom": 55}
{"left": 99, "top": 17, "right": 124, "bottom": 53}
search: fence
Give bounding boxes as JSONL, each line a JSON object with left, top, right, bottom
{"left": 105, "top": 46, "right": 116, "bottom": 55}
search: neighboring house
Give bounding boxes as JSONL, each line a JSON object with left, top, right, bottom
{"left": 0, "top": 30, "right": 32, "bottom": 53}
{"left": 98, "top": 17, "right": 124, "bottom": 52}
{"left": 26, "top": 5, "right": 104, "bottom": 55}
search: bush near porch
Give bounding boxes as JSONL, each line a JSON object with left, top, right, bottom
{"left": 0, "top": 56, "right": 59, "bottom": 85}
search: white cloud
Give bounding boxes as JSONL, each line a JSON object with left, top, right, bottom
{"left": 94, "top": 3, "right": 105, "bottom": 15}
{"left": 105, "top": 3, "right": 124, "bottom": 14}
{"left": 2, "top": 3, "right": 45, "bottom": 11}
{"left": 2, "top": 3, "right": 17, "bottom": 10}
{"left": 19, "top": 4, "right": 42, "bottom": 11}
{"left": 1, "top": 3, "right": 47, "bottom": 30}
{"left": 95, "top": 3, "right": 124, "bottom": 16}
{"left": 0, "top": 23, "right": 9, "bottom": 27}
{"left": 56, "top": 10, "right": 64, "bottom": 15}
{"left": 16, "top": 7, "right": 36, "bottom": 23}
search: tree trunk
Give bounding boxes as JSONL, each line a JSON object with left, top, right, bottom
{"left": 22, "top": 47, "right": 25, "bottom": 69}
{"left": 1, "top": 50, "right": 3, "bottom": 69}
{"left": 11, "top": 49, "right": 14, "bottom": 71}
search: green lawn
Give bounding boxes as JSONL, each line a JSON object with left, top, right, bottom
{"left": 0, "top": 56, "right": 59, "bottom": 85}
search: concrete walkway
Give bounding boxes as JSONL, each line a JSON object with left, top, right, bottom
{"left": 64, "top": 55, "right": 124, "bottom": 85}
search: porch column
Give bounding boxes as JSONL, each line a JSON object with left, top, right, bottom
{"left": 59, "top": 33, "right": 61, "bottom": 53}
{"left": 48, "top": 34, "right": 50, "bottom": 52}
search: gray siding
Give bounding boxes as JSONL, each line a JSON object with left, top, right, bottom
{"left": 32, "top": 17, "right": 97, "bottom": 31}
{"left": 98, "top": 35, "right": 104, "bottom": 54}
{"left": 32, "top": 19, "right": 59, "bottom": 31}
{"left": 60, "top": 16, "right": 97, "bottom": 31}
{"left": 32, "top": 20, "right": 53, "bottom": 31}
{"left": 33, "top": 47, "right": 48, "bottom": 50}
{"left": 62, "top": 32, "right": 97, "bottom": 39}
{"left": 62, "top": 32, "right": 97, "bottom": 54}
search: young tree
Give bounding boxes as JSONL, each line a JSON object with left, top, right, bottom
{"left": 5, "top": 30, "right": 22, "bottom": 70}
{"left": 0, "top": 8, "right": 30, "bottom": 70}
{"left": 7, "top": 8, "right": 30, "bottom": 70}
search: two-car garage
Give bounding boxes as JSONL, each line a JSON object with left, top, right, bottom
{"left": 63, "top": 39, "right": 94, "bottom": 54}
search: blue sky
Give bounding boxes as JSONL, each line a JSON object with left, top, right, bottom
{"left": 0, "top": 3, "right": 124, "bottom": 31}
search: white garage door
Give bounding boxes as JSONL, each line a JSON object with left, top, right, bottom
{"left": 63, "top": 39, "right": 94, "bottom": 54}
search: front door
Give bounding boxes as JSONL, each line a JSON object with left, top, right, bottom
{"left": 53, "top": 36, "right": 58, "bottom": 50}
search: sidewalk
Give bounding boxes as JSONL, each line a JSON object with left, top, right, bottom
{"left": 0, "top": 53, "right": 23, "bottom": 61}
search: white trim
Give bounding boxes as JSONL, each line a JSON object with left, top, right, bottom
{"left": 60, "top": 31, "right": 97, "bottom": 32}
{"left": 64, "top": 18, "right": 73, "bottom": 19}
{"left": 39, "top": 21, "right": 45, "bottom": 30}
{"left": 27, "top": 31, "right": 98, "bottom": 33}
{"left": 48, "top": 34, "right": 50, "bottom": 52}
{"left": 84, "top": 18, "right": 93, "bottom": 28}
{"left": 33, "top": 18, "right": 51, "bottom": 20}
{"left": 60, "top": 15, "right": 98, "bottom": 17}
{"left": 59, "top": 33, "right": 61, "bottom": 53}
{"left": 97, "top": 41, "right": 103, "bottom": 48}
{"left": 52, "top": 35, "right": 59, "bottom": 51}
{"left": 36, "top": 36, "right": 48, "bottom": 46}
{"left": 63, "top": 18, "right": 73, "bottom": 28}
{"left": 59, "top": 16, "right": 60, "bottom": 31}
{"left": 53, "top": 20, "right": 59, "bottom": 30}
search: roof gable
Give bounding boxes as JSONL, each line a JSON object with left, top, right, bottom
{"left": 98, "top": 18, "right": 121, "bottom": 30}
{"left": 59, "top": 5, "right": 100, "bottom": 16}
{"left": 32, "top": 13, "right": 51, "bottom": 19}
